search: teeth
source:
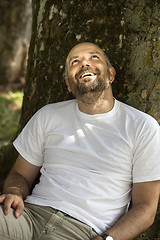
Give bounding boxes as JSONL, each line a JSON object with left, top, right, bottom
{"left": 81, "top": 72, "right": 94, "bottom": 78}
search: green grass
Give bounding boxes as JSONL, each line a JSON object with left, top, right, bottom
{"left": 0, "top": 91, "right": 23, "bottom": 147}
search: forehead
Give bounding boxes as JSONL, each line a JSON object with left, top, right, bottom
{"left": 67, "top": 43, "right": 105, "bottom": 63}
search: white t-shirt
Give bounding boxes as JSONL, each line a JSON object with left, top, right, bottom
{"left": 13, "top": 99, "right": 160, "bottom": 234}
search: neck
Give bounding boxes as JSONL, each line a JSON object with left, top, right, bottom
{"left": 77, "top": 87, "right": 114, "bottom": 115}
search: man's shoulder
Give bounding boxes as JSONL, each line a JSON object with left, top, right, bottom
{"left": 39, "top": 99, "right": 76, "bottom": 113}
{"left": 117, "top": 100, "right": 159, "bottom": 129}
{"left": 30, "top": 99, "right": 76, "bottom": 124}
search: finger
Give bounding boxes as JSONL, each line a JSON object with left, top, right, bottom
{"left": 11, "top": 198, "right": 24, "bottom": 218}
{"left": 3, "top": 195, "right": 13, "bottom": 215}
{"left": 0, "top": 194, "right": 5, "bottom": 203}
{"left": 14, "top": 201, "right": 24, "bottom": 218}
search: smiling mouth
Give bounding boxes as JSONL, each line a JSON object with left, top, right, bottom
{"left": 80, "top": 72, "right": 96, "bottom": 79}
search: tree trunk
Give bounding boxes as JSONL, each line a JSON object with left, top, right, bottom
{"left": 0, "top": 0, "right": 160, "bottom": 238}
{"left": 0, "top": 0, "right": 32, "bottom": 90}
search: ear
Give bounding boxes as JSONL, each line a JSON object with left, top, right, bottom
{"left": 109, "top": 67, "right": 116, "bottom": 83}
{"left": 65, "top": 77, "right": 71, "bottom": 91}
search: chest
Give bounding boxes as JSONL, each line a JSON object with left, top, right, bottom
{"left": 43, "top": 119, "right": 134, "bottom": 176}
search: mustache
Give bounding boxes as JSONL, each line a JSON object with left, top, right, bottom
{"left": 75, "top": 67, "right": 100, "bottom": 80}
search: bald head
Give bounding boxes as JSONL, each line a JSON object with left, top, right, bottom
{"left": 64, "top": 41, "right": 116, "bottom": 101}
{"left": 65, "top": 42, "right": 111, "bottom": 77}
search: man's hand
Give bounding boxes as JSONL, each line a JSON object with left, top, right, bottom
{"left": 0, "top": 155, "right": 41, "bottom": 219}
{"left": 0, "top": 193, "right": 24, "bottom": 218}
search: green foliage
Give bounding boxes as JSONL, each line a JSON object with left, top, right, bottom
{"left": 0, "top": 91, "right": 23, "bottom": 147}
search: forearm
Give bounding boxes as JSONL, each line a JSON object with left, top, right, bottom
{"left": 3, "top": 171, "right": 30, "bottom": 199}
{"left": 102, "top": 204, "right": 156, "bottom": 240}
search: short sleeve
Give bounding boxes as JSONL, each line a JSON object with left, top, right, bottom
{"left": 13, "top": 109, "right": 45, "bottom": 166}
{"left": 133, "top": 119, "right": 160, "bottom": 183}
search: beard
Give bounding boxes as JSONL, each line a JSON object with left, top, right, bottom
{"left": 73, "top": 67, "right": 108, "bottom": 97}
{"left": 77, "top": 75, "right": 106, "bottom": 95}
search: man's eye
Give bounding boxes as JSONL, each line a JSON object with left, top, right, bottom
{"left": 72, "top": 59, "right": 79, "bottom": 65}
{"left": 92, "top": 55, "right": 99, "bottom": 59}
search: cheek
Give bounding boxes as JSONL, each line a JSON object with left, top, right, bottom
{"left": 68, "top": 69, "right": 75, "bottom": 80}
{"left": 69, "top": 65, "right": 79, "bottom": 75}
{"left": 68, "top": 76, "right": 77, "bottom": 90}
{"left": 69, "top": 67, "right": 80, "bottom": 81}
{"left": 99, "top": 66, "right": 109, "bottom": 81}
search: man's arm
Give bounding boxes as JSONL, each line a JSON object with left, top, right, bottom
{"left": 93, "top": 180, "right": 160, "bottom": 240}
{"left": 0, "top": 154, "right": 41, "bottom": 218}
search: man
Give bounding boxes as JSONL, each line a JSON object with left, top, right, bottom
{"left": 0, "top": 42, "right": 160, "bottom": 240}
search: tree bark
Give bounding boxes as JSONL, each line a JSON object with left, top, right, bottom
{"left": 0, "top": 0, "right": 32, "bottom": 90}
{"left": 0, "top": 0, "right": 160, "bottom": 238}
{"left": 19, "top": 0, "right": 160, "bottom": 130}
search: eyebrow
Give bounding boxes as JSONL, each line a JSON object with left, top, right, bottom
{"left": 68, "top": 56, "right": 79, "bottom": 64}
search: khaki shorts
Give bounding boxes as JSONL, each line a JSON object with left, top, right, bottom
{"left": 0, "top": 203, "right": 98, "bottom": 240}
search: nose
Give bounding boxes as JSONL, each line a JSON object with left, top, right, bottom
{"left": 81, "top": 58, "right": 90, "bottom": 68}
